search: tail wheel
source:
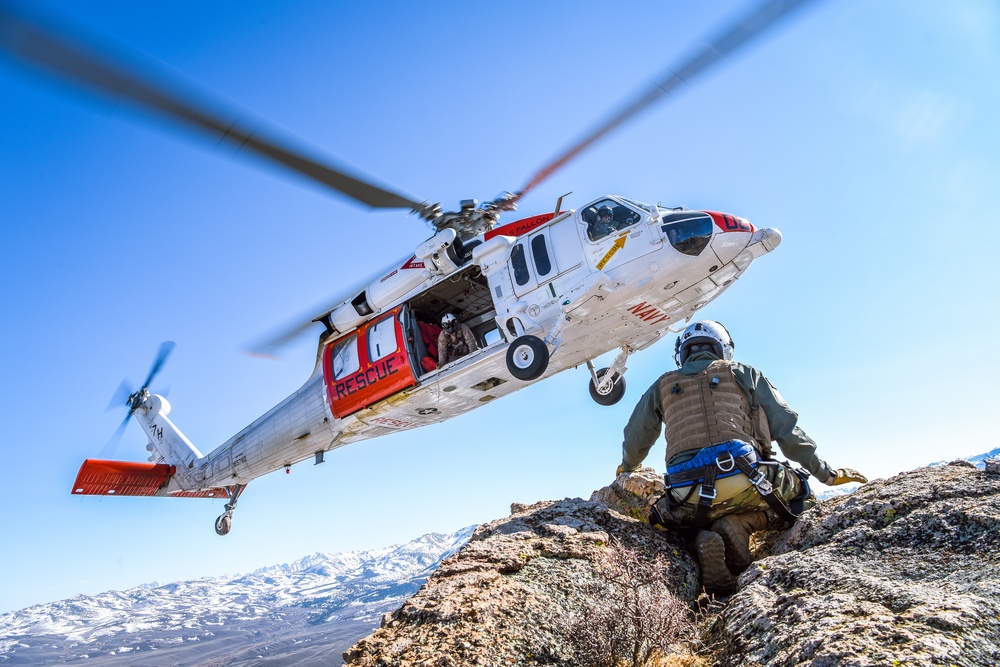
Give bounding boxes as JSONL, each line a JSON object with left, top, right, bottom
{"left": 589, "top": 367, "right": 626, "bottom": 406}
{"left": 505, "top": 335, "right": 549, "bottom": 381}
{"left": 215, "top": 513, "right": 232, "bottom": 536}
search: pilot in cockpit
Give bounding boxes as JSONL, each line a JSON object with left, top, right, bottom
{"left": 591, "top": 205, "right": 617, "bottom": 240}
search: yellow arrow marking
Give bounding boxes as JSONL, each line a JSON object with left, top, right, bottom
{"left": 596, "top": 235, "right": 628, "bottom": 271}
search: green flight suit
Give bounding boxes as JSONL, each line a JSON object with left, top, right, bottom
{"left": 621, "top": 350, "right": 831, "bottom": 525}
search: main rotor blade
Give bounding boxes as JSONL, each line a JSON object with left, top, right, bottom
{"left": 142, "top": 340, "right": 175, "bottom": 389}
{"left": 245, "top": 319, "right": 325, "bottom": 360}
{"left": 0, "top": 5, "right": 424, "bottom": 211}
{"left": 511, "top": 0, "right": 822, "bottom": 205}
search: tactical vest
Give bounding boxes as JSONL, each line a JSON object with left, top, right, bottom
{"left": 657, "top": 359, "right": 757, "bottom": 462}
{"left": 441, "top": 330, "right": 469, "bottom": 357}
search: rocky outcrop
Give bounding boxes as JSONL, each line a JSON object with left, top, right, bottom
{"left": 707, "top": 460, "right": 1000, "bottom": 666}
{"left": 344, "top": 471, "right": 699, "bottom": 666}
{"left": 345, "top": 461, "right": 1000, "bottom": 666}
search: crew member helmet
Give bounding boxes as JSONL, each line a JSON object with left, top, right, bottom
{"left": 673, "top": 320, "right": 734, "bottom": 366}
{"left": 597, "top": 205, "right": 613, "bottom": 220}
{"left": 441, "top": 313, "right": 458, "bottom": 330}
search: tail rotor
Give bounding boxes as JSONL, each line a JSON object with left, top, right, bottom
{"left": 99, "top": 341, "right": 175, "bottom": 458}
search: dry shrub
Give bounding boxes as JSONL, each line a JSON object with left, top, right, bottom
{"left": 645, "top": 652, "right": 711, "bottom": 667}
{"left": 567, "top": 539, "right": 696, "bottom": 667}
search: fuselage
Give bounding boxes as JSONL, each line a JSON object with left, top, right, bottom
{"left": 182, "top": 195, "right": 781, "bottom": 490}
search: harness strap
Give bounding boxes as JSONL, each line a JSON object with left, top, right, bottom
{"left": 691, "top": 464, "right": 719, "bottom": 526}
{"left": 733, "top": 457, "right": 800, "bottom": 524}
{"left": 788, "top": 467, "right": 812, "bottom": 515}
{"left": 666, "top": 447, "right": 757, "bottom": 486}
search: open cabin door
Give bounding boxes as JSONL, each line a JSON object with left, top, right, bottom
{"left": 323, "top": 305, "right": 417, "bottom": 418}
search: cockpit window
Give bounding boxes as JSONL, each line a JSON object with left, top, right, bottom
{"left": 582, "top": 198, "right": 644, "bottom": 242}
{"left": 661, "top": 212, "right": 713, "bottom": 256}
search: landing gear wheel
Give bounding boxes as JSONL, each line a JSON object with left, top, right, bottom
{"left": 589, "top": 367, "right": 626, "bottom": 406}
{"left": 214, "top": 484, "right": 245, "bottom": 536}
{"left": 505, "top": 335, "right": 549, "bottom": 381}
{"left": 215, "top": 511, "right": 233, "bottom": 536}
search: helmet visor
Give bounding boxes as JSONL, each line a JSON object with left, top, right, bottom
{"left": 680, "top": 338, "right": 722, "bottom": 362}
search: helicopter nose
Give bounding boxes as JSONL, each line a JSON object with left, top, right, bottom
{"left": 705, "top": 211, "right": 756, "bottom": 264}
{"left": 706, "top": 211, "right": 754, "bottom": 235}
{"left": 751, "top": 226, "right": 781, "bottom": 252}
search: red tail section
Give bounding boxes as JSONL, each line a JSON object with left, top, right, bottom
{"left": 71, "top": 459, "right": 228, "bottom": 498}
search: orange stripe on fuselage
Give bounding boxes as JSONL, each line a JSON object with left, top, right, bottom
{"left": 485, "top": 212, "right": 555, "bottom": 240}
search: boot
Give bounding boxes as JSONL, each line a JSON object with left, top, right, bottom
{"left": 694, "top": 530, "right": 736, "bottom": 594}
{"left": 711, "top": 511, "right": 769, "bottom": 574}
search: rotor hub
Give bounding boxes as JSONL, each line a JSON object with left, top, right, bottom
{"left": 127, "top": 387, "right": 150, "bottom": 412}
{"left": 427, "top": 192, "right": 517, "bottom": 238}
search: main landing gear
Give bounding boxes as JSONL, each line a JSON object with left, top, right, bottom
{"left": 214, "top": 484, "right": 246, "bottom": 536}
{"left": 505, "top": 335, "right": 549, "bottom": 381}
{"left": 587, "top": 345, "right": 632, "bottom": 406}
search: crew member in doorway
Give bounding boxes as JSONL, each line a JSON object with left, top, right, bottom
{"left": 617, "top": 320, "right": 868, "bottom": 594}
{"left": 437, "top": 313, "right": 478, "bottom": 367}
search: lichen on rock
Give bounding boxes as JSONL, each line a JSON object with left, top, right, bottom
{"left": 707, "top": 461, "right": 1000, "bottom": 666}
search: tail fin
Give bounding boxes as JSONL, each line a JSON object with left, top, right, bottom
{"left": 71, "top": 459, "right": 228, "bottom": 498}
{"left": 132, "top": 393, "right": 203, "bottom": 475}
{"left": 71, "top": 392, "right": 209, "bottom": 497}
{"left": 72, "top": 460, "right": 173, "bottom": 496}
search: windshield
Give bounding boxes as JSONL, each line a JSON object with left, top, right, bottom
{"left": 660, "top": 212, "right": 713, "bottom": 256}
{"left": 617, "top": 196, "right": 650, "bottom": 209}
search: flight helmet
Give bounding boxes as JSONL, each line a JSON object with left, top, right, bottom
{"left": 674, "top": 320, "right": 734, "bottom": 366}
{"left": 441, "top": 313, "right": 458, "bottom": 330}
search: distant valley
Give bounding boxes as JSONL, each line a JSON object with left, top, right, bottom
{"left": 0, "top": 527, "right": 475, "bottom": 666}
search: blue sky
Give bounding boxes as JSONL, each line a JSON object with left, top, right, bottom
{"left": 1, "top": 0, "right": 998, "bottom": 613}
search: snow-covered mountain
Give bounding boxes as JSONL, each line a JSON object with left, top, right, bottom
{"left": 964, "top": 446, "right": 1000, "bottom": 468}
{"left": 929, "top": 445, "right": 1000, "bottom": 470}
{"left": 0, "top": 526, "right": 475, "bottom": 666}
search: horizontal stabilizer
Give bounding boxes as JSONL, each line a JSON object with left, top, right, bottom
{"left": 71, "top": 459, "right": 229, "bottom": 498}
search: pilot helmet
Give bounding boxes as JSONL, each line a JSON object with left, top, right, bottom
{"left": 441, "top": 313, "right": 458, "bottom": 330}
{"left": 673, "top": 320, "right": 734, "bottom": 366}
{"left": 597, "top": 205, "right": 613, "bottom": 221}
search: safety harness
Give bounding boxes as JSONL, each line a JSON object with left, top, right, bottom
{"left": 663, "top": 440, "right": 811, "bottom": 526}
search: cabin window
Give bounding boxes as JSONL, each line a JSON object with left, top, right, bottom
{"left": 511, "top": 243, "right": 530, "bottom": 286}
{"left": 367, "top": 314, "right": 398, "bottom": 362}
{"left": 661, "top": 213, "right": 713, "bottom": 257}
{"left": 483, "top": 328, "right": 503, "bottom": 346}
{"left": 330, "top": 334, "right": 360, "bottom": 380}
{"left": 531, "top": 235, "right": 552, "bottom": 277}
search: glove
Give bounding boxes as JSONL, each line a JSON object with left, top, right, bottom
{"left": 825, "top": 468, "right": 868, "bottom": 485}
{"left": 616, "top": 464, "right": 635, "bottom": 476}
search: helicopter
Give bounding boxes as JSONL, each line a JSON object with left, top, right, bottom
{"left": 1, "top": 0, "right": 813, "bottom": 535}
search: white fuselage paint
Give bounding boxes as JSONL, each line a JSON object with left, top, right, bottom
{"left": 135, "top": 196, "right": 781, "bottom": 491}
